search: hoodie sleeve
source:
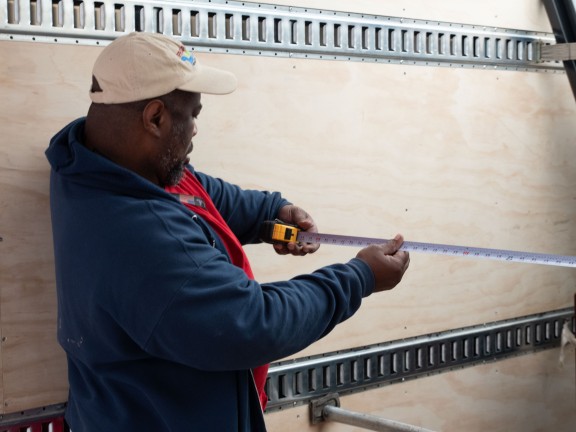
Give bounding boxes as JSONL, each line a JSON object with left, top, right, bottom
{"left": 194, "top": 170, "right": 289, "bottom": 245}
{"left": 133, "top": 200, "right": 375, "bottom": 371}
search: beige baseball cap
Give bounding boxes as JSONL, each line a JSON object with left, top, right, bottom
{"left": 90, "top": 32, "right": 237, "bottom": 104}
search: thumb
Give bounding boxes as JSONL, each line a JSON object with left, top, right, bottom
{"left": 380, "top": 234, "right": 404, "bottom": 255}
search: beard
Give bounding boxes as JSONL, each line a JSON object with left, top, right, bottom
{"left": 158, "top": 122, "right": 191, "bottom": 187}
{"left": 162, "top": 155, "right": 187, "bottom": 187}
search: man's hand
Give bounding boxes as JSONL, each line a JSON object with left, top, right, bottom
{"left": 356, "top": 235, "right": 410, "bottom": 292}
{"left": 274, "top": 205, "right": 320, "bottom": 256}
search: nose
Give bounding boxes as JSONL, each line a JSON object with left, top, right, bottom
{"left": 192, "top": 121, "right": 198, "bottom": 137}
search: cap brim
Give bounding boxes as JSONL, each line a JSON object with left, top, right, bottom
{"left": 177, "top": 64, "right": 237, "bottom": 95}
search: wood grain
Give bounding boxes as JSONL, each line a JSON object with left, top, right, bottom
{"left": 0, "top": 1, "right": 574, "bottom": 429}
{"left": 264, "top": 349, "right": 576, "bottom": 432}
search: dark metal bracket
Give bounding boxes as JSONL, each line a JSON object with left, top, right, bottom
{"left": 543, "top": 0, "right": 576, "bottom": 101}
{"left": 309, "top": 392, "right": 340, "bottom": 425}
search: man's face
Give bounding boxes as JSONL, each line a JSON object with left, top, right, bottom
{"left": 158, "top": 92, "right": 202, "bottom": 187}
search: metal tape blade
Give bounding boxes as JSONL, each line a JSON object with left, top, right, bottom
{"left": 296, "top": 231, "right": 576, "bottom": 268}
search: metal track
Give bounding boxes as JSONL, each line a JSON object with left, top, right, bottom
{"left": 264, "top": 308, "right": 574, "bottom": 412}
{"left": 0, "top": 309, "right": 571, "bottom": 424}
{"left": 0, "top": 402, "right": 67, "bottom": 428}
{"left": 0, "top": 0, "right": 563, "bottom": 72}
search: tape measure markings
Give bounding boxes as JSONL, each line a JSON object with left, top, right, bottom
{"left": 296, "top": 231, "right": 576, "bottom": 268}
{"left": 259, "top": 221, "right": 576, "bottom": 268}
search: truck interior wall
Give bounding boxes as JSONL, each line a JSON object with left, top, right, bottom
{"left": 0, "top": 0, "right": 575, "bottom": 430}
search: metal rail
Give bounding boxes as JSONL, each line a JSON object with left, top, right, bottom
{"left": 0, "top": 309, "right": 572, "bottom": 425}
{"left": 323, "top": 405, "right": 434, "bottom": 432}
{"left": 265, "top": 308, "right": 574, "bottom": 412}
{"left": 0, "top": 403, "right": 67, "bottom": 429}
{"left": 0, "top": 0, "right": 564, "bottom": 72}
{"left": 310, "top": 393, "right": 436, "bottom": 431}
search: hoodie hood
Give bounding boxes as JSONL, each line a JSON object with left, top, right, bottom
{"left": 46, "top": 117, "right": 171, "bottom": 201}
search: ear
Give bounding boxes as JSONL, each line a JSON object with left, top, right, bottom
{"left": 141, "top": 100, "right": 168, "bottom": 138}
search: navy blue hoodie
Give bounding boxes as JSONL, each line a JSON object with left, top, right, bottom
{"left": 46, "top": 118, "right": 375, "bottom": 431}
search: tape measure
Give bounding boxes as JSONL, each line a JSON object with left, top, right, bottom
{"left": 259, "top": 220, "right": 576, "bottom": 268}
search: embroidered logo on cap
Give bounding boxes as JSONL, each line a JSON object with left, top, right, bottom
{"left": 177, "top": 45, "right": 196, "bottom": 65}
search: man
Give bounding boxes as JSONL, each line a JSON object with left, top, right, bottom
{"left": 46, "top": 32, "right": 410, "bottom": 431}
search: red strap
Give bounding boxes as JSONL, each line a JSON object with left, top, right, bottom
{"left": 166, "top": 171, "right": 268, "bottom": 409}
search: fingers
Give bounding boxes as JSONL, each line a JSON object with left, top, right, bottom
{"left": 355, "top": 234, "right": 410, "bottom": 292}
{"left": 400, "top": 250, "right": 410, "bottom": 272}
{"left": 273, "top": 241, "right": 319, "bottom": 256}
{"left": 273, "top": 243, "right": 290, "bottom": 255}
{"left": 288, "top": 241, "right": 319, "bottom": 255}
{"left": 286, "top": 206, "right": 315, "bottom": 230}
{"left": 274, "top": 204, "right": 320, "bottom": 256}
{"left": 277, "top": 205, "right": 318, "bottom": 233}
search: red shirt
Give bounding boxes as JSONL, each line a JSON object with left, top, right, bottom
{"left": 166, "top": 170, "right": 269, "bottom": 410}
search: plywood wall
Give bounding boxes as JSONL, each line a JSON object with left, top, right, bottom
{"left": 265, "top": 349, "right": 575, "bottom": 432}
{"left": 0, "top": 0, "right": 575, "bottom": 430}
